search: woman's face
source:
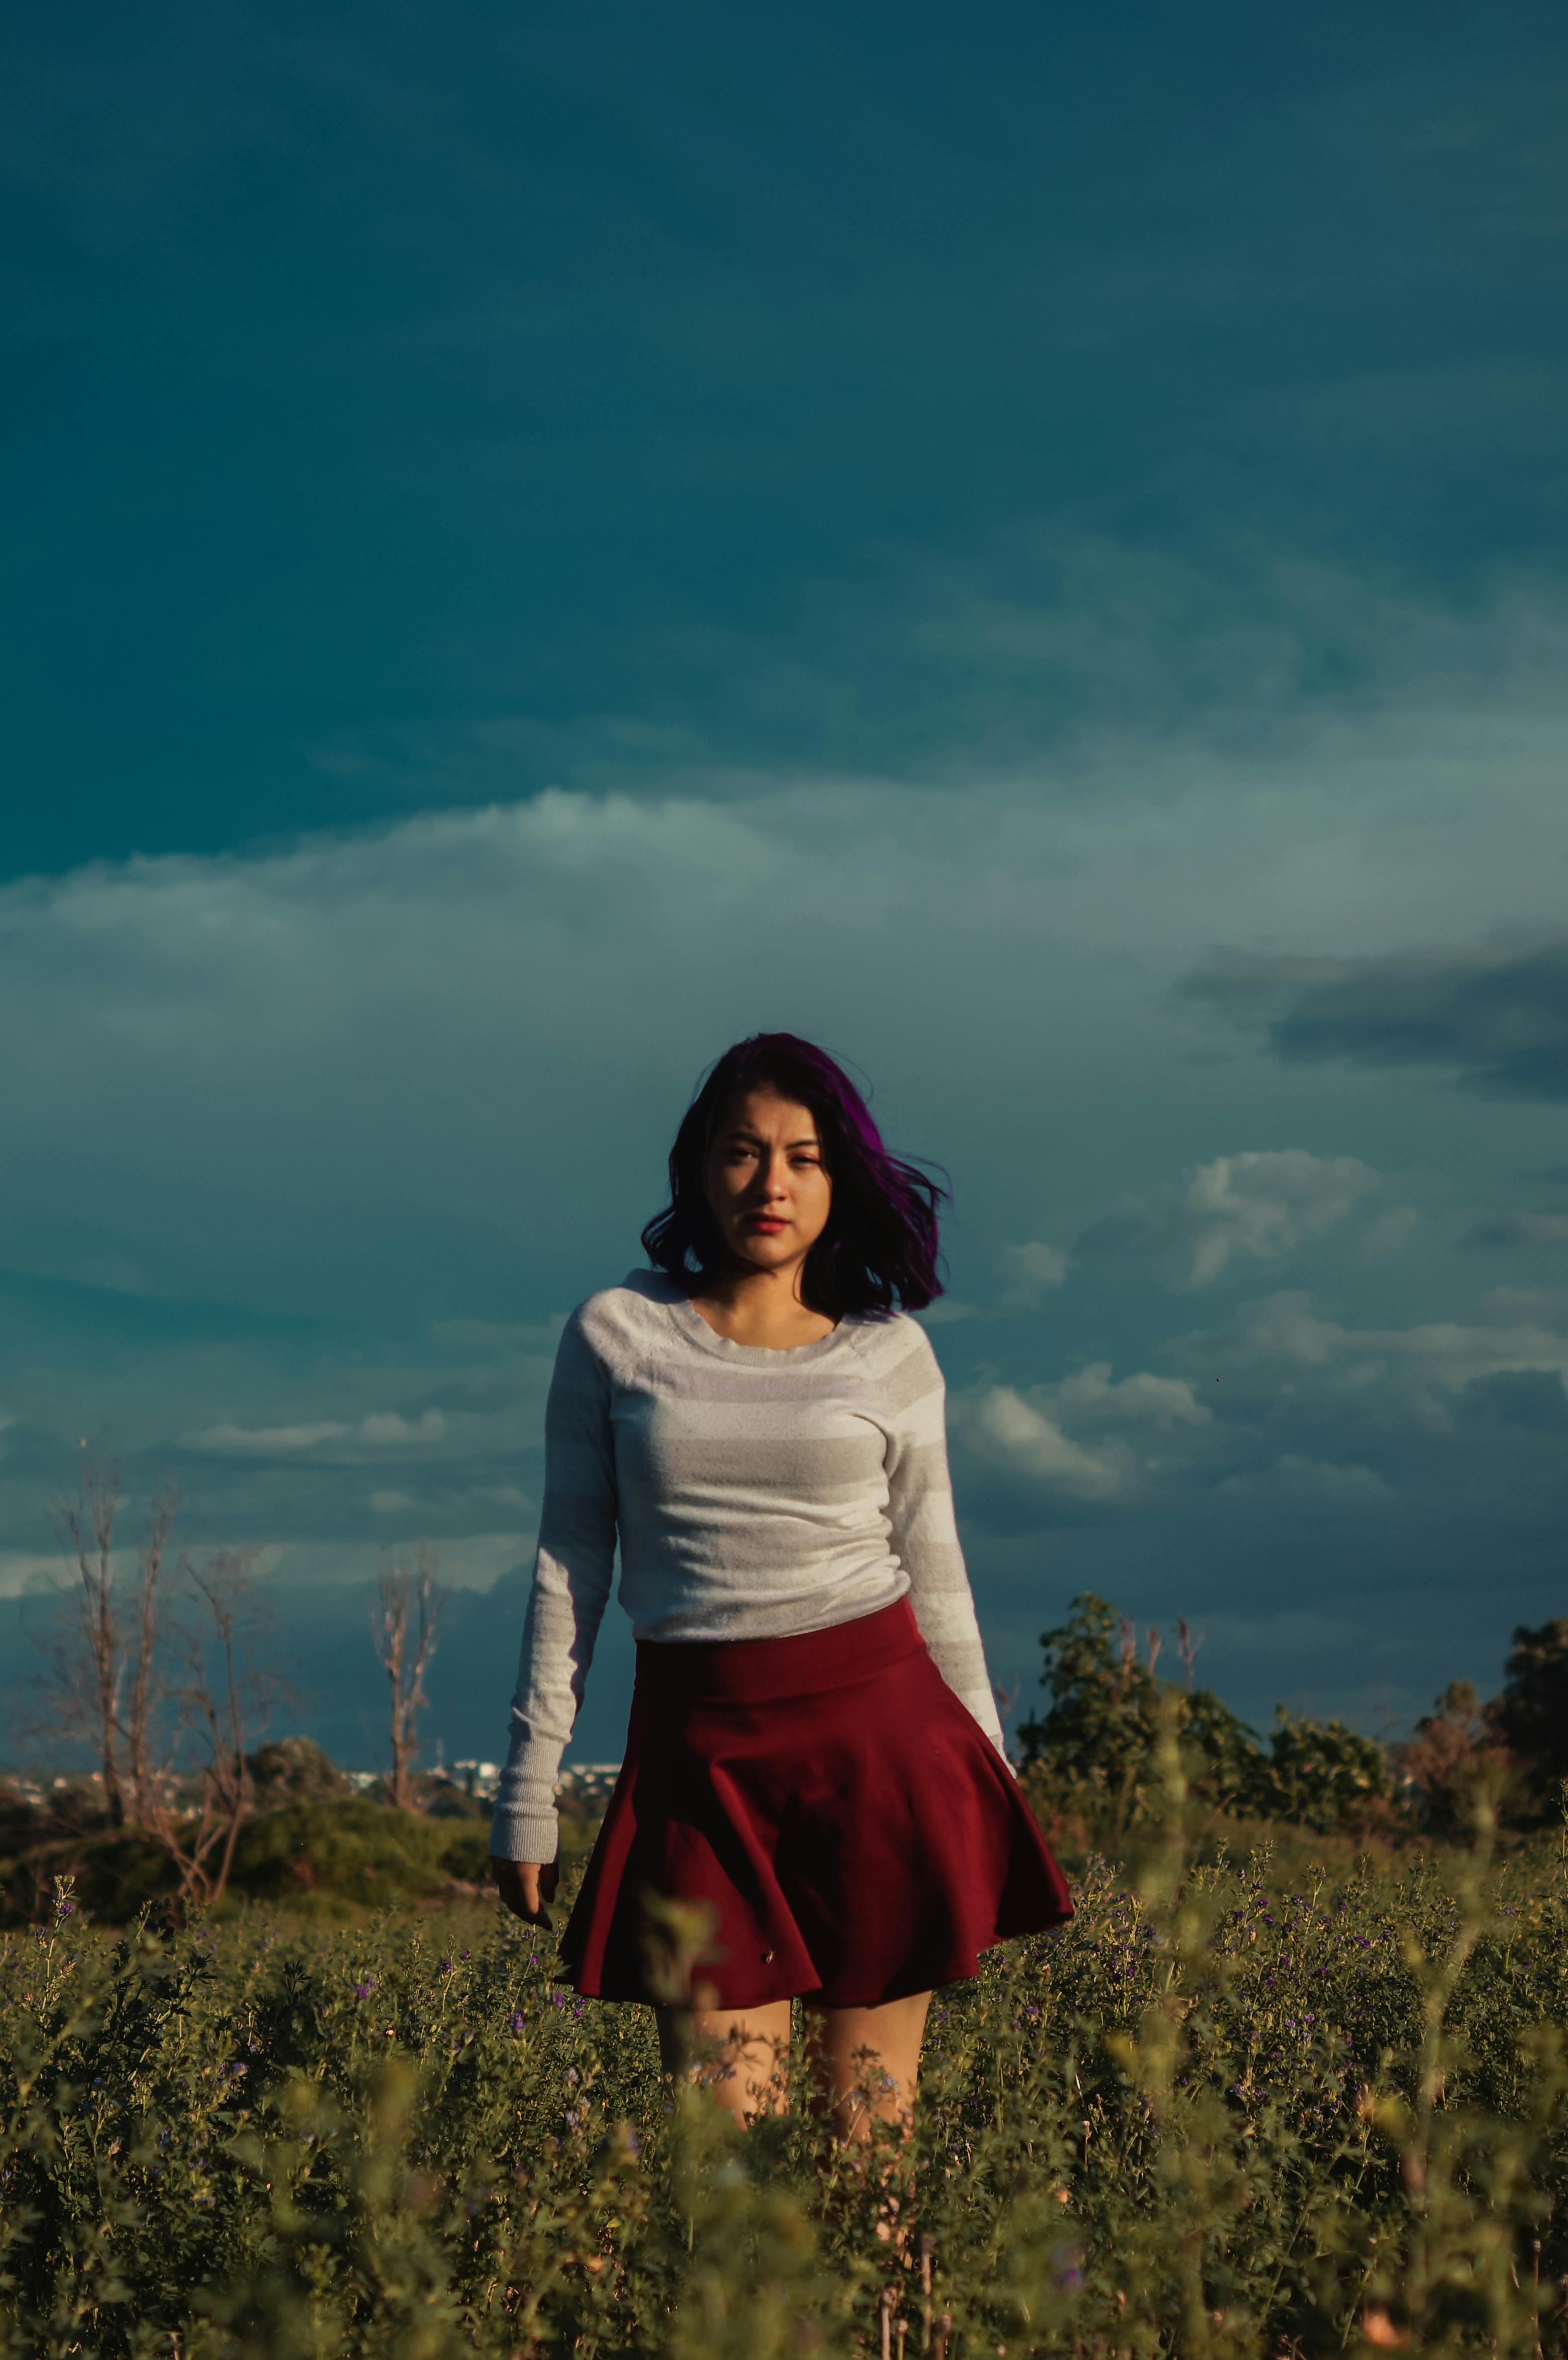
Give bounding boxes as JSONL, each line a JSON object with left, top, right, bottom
{"left": 703, "top": 1087, "right": 833, "bottom": 1280}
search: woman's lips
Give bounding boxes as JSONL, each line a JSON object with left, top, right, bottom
{"left": 744, "top": 1216, "right": 787, "bottom": 1232}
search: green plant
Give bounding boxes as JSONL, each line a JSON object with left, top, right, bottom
{"left": 2, "top": 1791, "right": 1564, "bottom": 2358}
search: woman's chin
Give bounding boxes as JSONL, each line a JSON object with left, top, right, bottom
{"left": 730, "top": 1236, "right": 798, "bottom": 1273}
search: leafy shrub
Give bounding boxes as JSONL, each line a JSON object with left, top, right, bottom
{"left": 1, "top": 1792, "right": 1564, "bottom": 2357}
{"left": 1017, "top": 1592, "right": 1397, "bottom": 1836}
{"left": 1490, "top": 1618, "right": 1568, "bottom": 1822}
{"left": 1257, "top": 1704, "right": 1397, "bottom": 1832}
{"left": 225, "top": 1799, "right": 491, "bottom": 1906}
{"left": 245, "top": 1737, "right": 349, "bottom": 1807}
{"left": 1398, "top": 1681, "right": 1518, "bottom": 1836}
{"left": 0, "top": 1799, "right": 494, "bottom": 1928}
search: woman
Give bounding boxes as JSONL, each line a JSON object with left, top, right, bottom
{"left": 489, "top": 1032, "right": 1072, "bottom": 2138}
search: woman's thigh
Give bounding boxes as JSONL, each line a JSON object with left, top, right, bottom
{"left": 804, "top": 1990, "right": 932, "bottom": 2138}
{"left": 656, "top": 1998, "right": 794, "bottom": 2121}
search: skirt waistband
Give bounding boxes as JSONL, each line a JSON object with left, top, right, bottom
{"left": 633, "top": 1596, "right": 925, "bottom": 1705}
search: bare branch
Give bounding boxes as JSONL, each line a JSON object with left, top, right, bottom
{"left": 373, "top": 1546, "right": 444, "bottom": 1810}
{"left": 50, "top": 1460, "right": 128, "bottom": 1825}
{"left": 1175, "top": 1616, "right": 1204, "bottom": 1691}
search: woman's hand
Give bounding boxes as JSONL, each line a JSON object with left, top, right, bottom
{"left": 489, "top": 1855, "right": 559, "bottom": 1924}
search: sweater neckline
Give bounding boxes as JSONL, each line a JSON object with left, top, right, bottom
{"left": 659, "top": 1282, "right": 853, "bottom": 1366}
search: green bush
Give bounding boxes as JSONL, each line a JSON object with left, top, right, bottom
{"left": 227, "top": 1799, "right": 492, "bottom": 1908}
{"left": 1017, "top": 1592, "right": 1399, "bottom": 1837}
{"left": 2, "top": 1798, "right": 1564, "bottom": 2356}
{"left": 0, "top": 1799, "right": 495, "bottom": 1928}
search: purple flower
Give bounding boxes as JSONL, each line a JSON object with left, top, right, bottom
{"left": 510, "top": 2010, "right": 526, "bottom": 2032}
{"left": 354, "top": 1981, "right": 374, "bottom": 2000}
{"left": 439, "top": 1958, "right": 453, "bottom": 1975}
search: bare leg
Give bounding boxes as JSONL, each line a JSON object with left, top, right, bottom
{"left": 803, "top": 1991, "right": 932, "bottom": 2144}
{"left": 656, "top": 1998, "right": 793, "bottom": 2126}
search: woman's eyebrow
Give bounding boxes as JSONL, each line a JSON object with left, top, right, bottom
{"left": 721, "top": 1125, "right": 820, "bottom": 1148}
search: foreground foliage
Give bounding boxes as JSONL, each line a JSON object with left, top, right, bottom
{"left": 2, "top": 1770, "right": 1565, "bottom": 2359}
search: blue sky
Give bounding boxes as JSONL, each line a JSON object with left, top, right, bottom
{"left": 3, "top": 0, "right": 1566, "bottom": 1769}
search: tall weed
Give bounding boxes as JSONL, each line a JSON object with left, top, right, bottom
{"left": 2, "top": 1783, "right": 1564, "bottom": 2357}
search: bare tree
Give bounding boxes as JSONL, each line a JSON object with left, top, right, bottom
{"left": 52, "top": 1461, "right": 131, "bottom": 1824}
{"left": 133, "top": 1548, "right": 276, "bottom": 1908}
{"left": 373, "top": 1548, "right": 443, "bottom": 1810}
{"left": 124, "top": 1488, "right": 177, "bottom": 1825}
{"left": 27, "top": 1463, "right": 279, "bottom": 1908}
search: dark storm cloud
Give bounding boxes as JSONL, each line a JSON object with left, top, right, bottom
{"left": 1459, "top": 1211, "right": 1568, "bottom": 1249}
{"left": 1183, "top": 932, "right": 1568, "bottom": 1100}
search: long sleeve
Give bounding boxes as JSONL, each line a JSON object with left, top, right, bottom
{"left": 489, "top": 1312, "right": 619, "bottom": 1862}
{"left": 883, "top": 1328, "right": 1009, "bottom": 1758}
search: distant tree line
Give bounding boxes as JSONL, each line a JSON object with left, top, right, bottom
{"left": 1015, "top": 1592, "right": 1568, "bottom": 1838}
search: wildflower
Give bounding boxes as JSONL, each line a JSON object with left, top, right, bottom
{"left": 510, "top": 2010, "right": 526, "bottom": 2032}
{"left": 354, "top": 1981, "right": 374, "bottom": 2000}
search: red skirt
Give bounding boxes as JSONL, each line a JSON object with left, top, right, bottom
{"left": 557, "top": 1597, "right": 1074, "bottom": 2010}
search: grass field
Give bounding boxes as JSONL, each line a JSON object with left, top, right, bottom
{"left": 3, "top": 1782, "right": 1565, "bottom": 2359}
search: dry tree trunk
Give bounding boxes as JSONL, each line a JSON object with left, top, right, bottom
{"left": 374, "top": 1548, "right": 442, "bottom": 1811}
{"left": 57, "top": 1461, "right": 129, "bottom": 1826}
{"left": 146, "top": 1547, "right": 270, "bottom": 1908}
{"left": 125, "top": 1488, "right": 176, "bottom": 1826}
{"left": 188, "top": 1552, "right": 261, "bottom": 1904}
{"left": 31, "top": 1464, "right": 277, "bottom": 1911}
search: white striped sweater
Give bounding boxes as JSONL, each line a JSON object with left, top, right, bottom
{"left": 489, "top": 1268, "right": 1007, "bottom": 1863}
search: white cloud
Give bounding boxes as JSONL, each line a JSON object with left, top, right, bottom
{"left": 0, "top": 1548, "right": 105, "bottom": 1600}
{"left": 1482, "top": 1287, "right": 1568, "bottom": 1323}
{"left": 193, "top": 1408, "right": 448, "bottom": 1457}
{"left": 960, "top": 1384, "right": 1131, "bottom": 1499}
{"left": 369, "top": 1489, "right": 417, "bottom": 1516}
{"left": 1216, "top": 1454, "right": 1394, "bottom": 1507}
{"left": 357, "top": 1410, "right": 447, "bottom": 1446}
{"left": 1510, "top": 1213, "right": 1568, "bottom": 1244}
{"left": 1178, "top": 1151, "right": 1380, "bottom": 1287}
{"left": 953, "top": 1355, "right": 1213, "bottom": 1503}
{"left": 193, "top": 1421, "right": 351, "bottom": 1455}
{"left": 1360, "top": 1204, "right": 1424, "bottom": 1260}
{"left": 474, "top": 1484, "right": 533, "bottom": 1512}
{"left": 1227, "top": 1288, "right": 1568, "bottom": 1393}
{"left": 916, "top": 1299, "right": 983, "bottom": 1326}
{"left": 995, "top": 1239, "right": 1072, "bottom": 1309}
{"left": 1077, "top": 1149, "right": 1381, "bottom": 1289}
{"left": 1053, "top": 1361, "right": 1212, "bottom": 1427}
{"left": 249, "top": 1535, "right": 530, "bottom": 1592}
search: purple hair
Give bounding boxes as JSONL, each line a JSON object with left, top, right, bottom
{"left": 641, "top": 1033, "right": 949, "bottom": 1318}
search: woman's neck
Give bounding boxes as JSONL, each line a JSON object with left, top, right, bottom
{"left": 686, "top": 1262, "right": 837, "bottom": 1349}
